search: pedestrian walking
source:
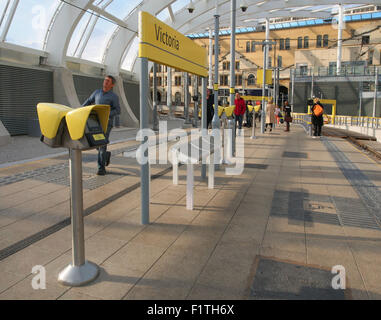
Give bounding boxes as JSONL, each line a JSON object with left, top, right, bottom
{"left": 311, "top": 97, "right": 324, "bottom": 137}
{"left": 265, "top": 97, "right": 276, "bottom": 132}
{"left": 82, "top": 75, "right": 120, "bottom": 175}
{"left": 283, "top": 100, "right": 292, "bottom": 132}
{"left": 234, "top": 92, "right": 246, "bottom": 133}
{"left": 206, "top": 89, "right": 214, "bottom": 129}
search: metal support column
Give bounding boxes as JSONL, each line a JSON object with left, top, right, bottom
{"left": 167, "top": 66, "right": 173, "bottom": 118}
{"left": 261, "top": 45, "right": 267, "bottom": 133}
{"left": 337, "top": 4, "right": 343, "bottom": 76}
{"left": 140, "top": 57, "right": 150, "bottom": 225}
{"left": 373, "top": 67, "right": 379, "bottom": 118}
{"left": 153, "top": 63, "right": 159, "bottom": 131}
{"left": 212, "top": 8, "right": 220, "bottom": 131}
{"left": 291, "top": 69, "right": 295, "bottom": 113}
{"left": 230, "top": 0, "right": 237, "bottom": 148}
{"left": 184, "top": 72, "right": 191, "bottom": 123}
{"left": 194, "top": 75, "right": 199, "bottom": 127}
{"left": 311, "top": 72, "right": 314, "bottom": 98}
{"left": 58, "top": 149, "right": 99, "bottom": 286}
{"left": 229, "top": 0, "right": 236, "bottom": 108}
{"left": 359, "top": 81, "right": 363, "bottom": 117}
{"left": 209, "top": 29, "right": 213, "bottom": 89}
{"left": 201, "top": 77, "right": 207, "bottom": 179}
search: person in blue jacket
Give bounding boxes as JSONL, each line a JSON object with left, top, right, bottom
{"left": 82, "top": 75, "right": 121, "bottom": 175}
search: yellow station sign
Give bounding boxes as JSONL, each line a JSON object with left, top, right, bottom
{"left": 138, "top": 11, "right": 208, "bottom": 77}
{"left": 256, "top": 69, "right": 273, "bottom": 85}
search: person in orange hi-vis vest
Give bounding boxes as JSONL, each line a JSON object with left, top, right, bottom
{"left": 311, "top": 97, "right": 324, "bottom": 138}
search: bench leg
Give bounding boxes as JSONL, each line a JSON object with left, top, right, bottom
{"left": 186, "top": 163, "right": 194, "bottom": 210}
{"left": 172, "top": 150, "right": 178, "bottom": 185}
{"left": 208, "top": 153, "right": 214, "bottom": 189}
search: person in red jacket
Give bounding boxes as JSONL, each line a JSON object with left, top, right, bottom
{"left": 234, "top": 92, "right": 246, "bottom": 131}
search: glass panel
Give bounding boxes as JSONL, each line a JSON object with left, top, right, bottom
{"left": 5, "top": 0, "right": 60, "bottom": 50}
{"left": 171, "top": 0, "right": 189, "bottom": 14}
{"left": 67, "top": 12, "right": 92, "bottom": 57}
{"left": 156, "top": 7, "right": 169, "bottom": 22}
{"left": 81, "top": 17, "right": 117, "bottom": 63}
{"left": 104, "top": 0, "right": 142, "bottom": 20}
{"left": 121, "top": 36, "right": 139, "bottom": 71}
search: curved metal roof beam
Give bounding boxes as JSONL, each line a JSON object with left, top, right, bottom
{"left": 45, "top": 0, "right": 94, "bottom": 67}
{"left": 103, "top": 0, "right": 176, "bottom": 75}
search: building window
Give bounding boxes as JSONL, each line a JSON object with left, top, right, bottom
{"left": 247, "top": 74, "right": 255, "bottom": 85}
{"left": 268, "top": 57, "right": 272, "bottom": 68}
{"left": 175, "top": 92, "right": 182, "bottom": 105}
{"left": 285, "top": 38, "right": 290, "bottom": 50}
{"left": 223, "top": 61, "right": 230, "bottom": 70}
{"left": 246, "top": 41, "right": 250, "bottom": 52}
{"left": 279, "top": 38, "right": 285, "bottom": 50}
{"left": 251, "top": 41, "right": 256, "bottom": 52}
{"left": 316, "top": 35, "right": 322, "bottom": 48}
{"left": 157, "top": 77, "right": 162, "bottom": 86}
{"left": 323, "top": 34, "right": 328, "bottom": 47}
{"left": 362, "top": 36, "right": 370, "bottom": 45}
{"left": 236, "top": 61, "right": 240, "bottom": 70}
{"left": 297, "top": 37, "right": 303, "bottom": 49}
{"left": 304, "top": 36, "right": 309, "bottom": 48}
{"left": 236, "top": 74, "right": 242, "bottom": 86}
{"left": 277, "top": 56, "right": 282, "bottom": 68}
{"left": 175, "top": 76, "right": 181, "bottom": 86}
{"left": 212, "top": 45, "right": 220, "bottom": 55}
{"left": 220, "top": 75, "right": 228, "bottom": 86}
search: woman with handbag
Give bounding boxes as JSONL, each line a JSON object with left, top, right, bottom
{"left": 283, "top": 100, "right": 292, "bottom": 132}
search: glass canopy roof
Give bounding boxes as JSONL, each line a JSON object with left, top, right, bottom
{"left": 0, "top": 0, "right": 379, "bottom": 72}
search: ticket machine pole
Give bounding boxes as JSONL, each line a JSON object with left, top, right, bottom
{"left": 58, "top": 149, "right": 99, "bottom": 286}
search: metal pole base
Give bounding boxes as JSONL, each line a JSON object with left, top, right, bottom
{"left": 58, "top": 261, "right": 99, "bottom": 287}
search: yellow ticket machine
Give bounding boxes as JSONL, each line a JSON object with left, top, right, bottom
{"left": 36, "top": 103, "right": 111, "bottom": 287}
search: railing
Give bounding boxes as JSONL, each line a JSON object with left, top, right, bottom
{"left": 292, "top": 113, "right": 312, "bottom": 136}
{"left": 294, "top": 112, "right": 381, "bottom": 129}
{"left": 293, "top": 65, "right": 380, "bottom": 78}
{"left": 334, "top": 115, "right": 381, "bottom": 129}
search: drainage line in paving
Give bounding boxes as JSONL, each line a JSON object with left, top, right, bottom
{"left": 0, "top": 165, "right": 175, "bottom": 262}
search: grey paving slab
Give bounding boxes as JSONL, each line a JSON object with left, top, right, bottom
{"left": 0, "top": 125, "right": 381, "bottom": 300}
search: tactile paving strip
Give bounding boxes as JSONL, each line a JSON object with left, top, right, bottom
{"left": 322, "top": 137, "right": 381, "bottom": 230}
{"left": 0, "top": 145, "right": 139, "bottom": 190}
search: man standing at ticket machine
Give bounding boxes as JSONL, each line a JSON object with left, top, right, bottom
{"left": 82, "top": 75, "right": 121, "bottom": 175}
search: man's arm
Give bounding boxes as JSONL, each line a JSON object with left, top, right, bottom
{"left": 82, "top": 90, "right": 96, "bottom": 106}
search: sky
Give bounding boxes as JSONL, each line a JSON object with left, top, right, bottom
{"left": 0, "top": 0, "right": 370, "bottom": 70}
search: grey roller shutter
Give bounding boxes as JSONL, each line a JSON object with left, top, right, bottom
{"left": 123, "top": 81, "right": 140, "bottom": 120}
{"left": 0, "top": 64, "right": 53, "bottom": 135}
{"left": 73, "top": 75, "right": 103, "bottom": 105}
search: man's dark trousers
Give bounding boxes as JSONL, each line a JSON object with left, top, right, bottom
{"left": 98, "top": 124, "right": 112, "bottom": 171}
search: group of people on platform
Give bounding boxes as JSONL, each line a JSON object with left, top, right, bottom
{"left": 206, "top": 90, "right": 324, "bottom": 138}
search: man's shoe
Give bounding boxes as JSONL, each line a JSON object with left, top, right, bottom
{"left": 105, "top": 151, "right": 111, "bottom": 166}
{"left": 97, "top": 168, "right": 106, "bottom": 175}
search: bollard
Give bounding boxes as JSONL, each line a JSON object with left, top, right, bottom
{"left": 58, "top": 149, "right": 99, "bottom": 286}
